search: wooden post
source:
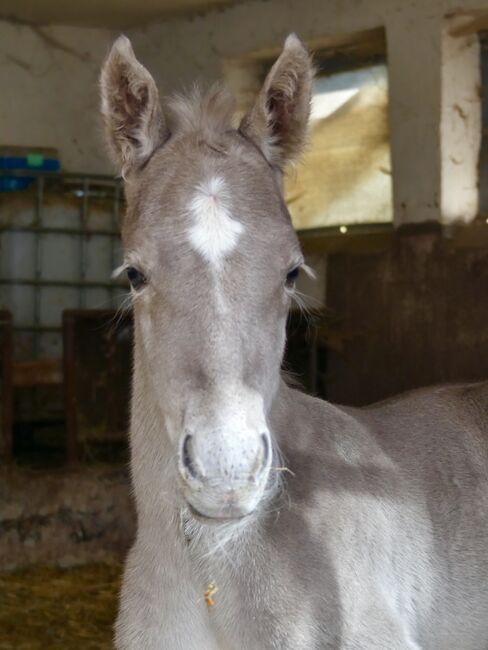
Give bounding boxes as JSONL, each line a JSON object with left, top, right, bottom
{"left": 0, "top": 311, "right": 13, "bottom": 464}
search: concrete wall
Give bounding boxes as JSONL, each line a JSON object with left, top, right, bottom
{"left": 1, "top": 1, "right": 487, "bottom": 210}
{"left": 0, "top": 21, "right": 112, "bottom": 174}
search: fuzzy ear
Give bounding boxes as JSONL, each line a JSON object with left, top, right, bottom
{"left": 100, "top": 36, "right": 167, "bottom": 176}
{"left": 240, "top": 34, "right": 314, "bottom": 169}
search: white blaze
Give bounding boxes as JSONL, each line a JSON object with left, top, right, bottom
{"left": 188, "top": 176, "right": 243, "bottom": 267}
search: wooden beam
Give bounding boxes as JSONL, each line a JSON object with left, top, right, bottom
{"left": 13, "top": 359, "right": 62, "bottom": 387}
{"left": 448, "top": 11, "right": 488, "bottom": 37}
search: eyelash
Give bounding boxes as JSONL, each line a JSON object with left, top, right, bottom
{"left": 124, "top": 265, "right": 301, "bottom": 292}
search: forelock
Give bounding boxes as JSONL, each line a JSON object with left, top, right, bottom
{"left": 167, "top": 84, "right": 236, "bottom": 140}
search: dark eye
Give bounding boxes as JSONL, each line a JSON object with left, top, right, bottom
{"left": 285, "top": 266, "right": 300, "bottom": 288}
{"left": 126, "top": 266, "right": 147, "bottom": 290}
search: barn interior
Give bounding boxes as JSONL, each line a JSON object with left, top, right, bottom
{"left": 1, "top": 0, "right": 488, "bottom": 646}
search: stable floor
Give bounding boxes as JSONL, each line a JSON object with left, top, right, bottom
{"left": 0, "top": 564, "right": 121, "bottom": 649}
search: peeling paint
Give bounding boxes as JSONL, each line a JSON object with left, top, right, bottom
{"left": 0, "top": 20, "right": 111, "bottom": 174}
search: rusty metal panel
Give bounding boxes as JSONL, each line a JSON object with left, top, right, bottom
{"left": 63, "top": 309, "right": 132, "bottom": 463}
{"left": 0, "top": 310, "right": 13, "bottom": 463}
{"left": 327, "top": 229, "right": 488, "bottom": 406}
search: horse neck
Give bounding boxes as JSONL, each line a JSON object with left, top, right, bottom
{"left": 269, "top": 377, "right": 358, "bottom": 460}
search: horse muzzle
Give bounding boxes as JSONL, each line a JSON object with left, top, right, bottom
{"left": 178, "top": 430, "right": 272, "bottom": 519}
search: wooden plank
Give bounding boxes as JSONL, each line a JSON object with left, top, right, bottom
{"left": 63, "top": 309, "right": 133, "bottom": 464}
{"left": 298, "top": 221, "right": 488, "bottom": 256}
{"left": 326, "top": 228, "right": 488, "bottom": 405}
{"left": 448, "top": 11, "right": 488, "bottom": 37}
{"left": 12, "top": 359, "right": 62, "bottom": 387}
{"left": 0, "top": 311, "right": 13, "bottom": 463}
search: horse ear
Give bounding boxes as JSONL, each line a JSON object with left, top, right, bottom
{"left": 239, "top": 34, "right": 314, "bottom": 169}
{"left": 100, "top": 36, "right": 167, "bottom": 176}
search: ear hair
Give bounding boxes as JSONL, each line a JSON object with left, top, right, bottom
{"left": 240, "top": 34, "right": 314, "bottom": 170}
{"left": 100, "top": 35, "right": 167, "bottom": 177}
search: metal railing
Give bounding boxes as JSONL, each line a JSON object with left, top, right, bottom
{"left": 0, "top": 170, "right": 126, "bottom": 358}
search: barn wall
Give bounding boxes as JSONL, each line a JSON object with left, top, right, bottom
{"left": 1, "top": 3, "right": 488, "bottom": 365}
{"left": 0, "top": 1, "right": 486, "bottom": 208}
{"left": 326, "top": 225, "right": 488, "bottom": 406}
{"left": 120, "top": 0, "right": 488, "bottom": 307}
{"left": 126, "top": 0, "right": 488, "bottom": 227}
{"left": 0, "top": 21, "right": 112, "bottom": 174}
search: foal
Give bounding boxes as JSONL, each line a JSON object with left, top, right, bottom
{"left": 101, "top": 35, "right": 488, "bottom": 649}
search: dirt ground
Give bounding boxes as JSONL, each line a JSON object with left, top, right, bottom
{"left": 0, "top": 564, "right": 121, "bottom": 650}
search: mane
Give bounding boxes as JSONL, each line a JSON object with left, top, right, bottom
{"left": 167, "top": 84, "right": 237, "bottom": 141}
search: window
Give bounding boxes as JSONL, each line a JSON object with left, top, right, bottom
{"left": 226, "top": 30, "right": 392, "bottom": 231}
{"left": 479, "top": 32, "right": 488, "bottom": 218}
{"left": 285, "top": 61, "right": 393, "bottom": 230}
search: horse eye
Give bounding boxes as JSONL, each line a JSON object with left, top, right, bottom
{"left": 285, "top": 266, "right": 300, "bottom": 288}
{"left": 126, "top": 266, "right": 147, "bottom": 290}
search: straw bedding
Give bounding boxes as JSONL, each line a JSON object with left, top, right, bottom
{"left": 0, "top": 564, "right": 121, "bottom": 649}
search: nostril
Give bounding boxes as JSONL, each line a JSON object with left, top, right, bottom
{"left": 260, "top": 433, "right": 271, "bottom": 471}
{"left": 181, "top": 434, "right": 199, "bottom": 480}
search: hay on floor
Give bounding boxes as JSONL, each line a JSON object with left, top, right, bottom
{"left": 0, "top": 564, "right": 121, "bottom": 650}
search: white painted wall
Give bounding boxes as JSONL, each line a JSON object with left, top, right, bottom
{"left": 441, "top": 20, "right": 481, "bottom": 223}
{"left": 1, "top": 0, "right": 487, "bottom": 216}
{"left": 126, "top": 0, "right": 488, "bottom": 227}
{"left": 0, "top": 21, "right": 112, "bottom": 174}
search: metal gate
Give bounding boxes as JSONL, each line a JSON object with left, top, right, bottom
{"left": 0, "top": 171, "right": 126, "bottom": 361}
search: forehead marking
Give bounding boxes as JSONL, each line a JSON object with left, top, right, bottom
{"left": 188, "top": 176, "right": 244, "bottom": 268}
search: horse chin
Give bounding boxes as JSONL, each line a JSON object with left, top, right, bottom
{"left": 183, "top": 487, "right": 264, "bottom": 524}
{"left": 187, "top": 502, "right": 253, "bottom": 524}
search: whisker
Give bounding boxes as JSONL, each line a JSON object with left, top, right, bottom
{"left": 104, "top": 290, "right": 133, "bottom": 333}
{"left": 270, "top": 466, "right": 296, "bottom": 477}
